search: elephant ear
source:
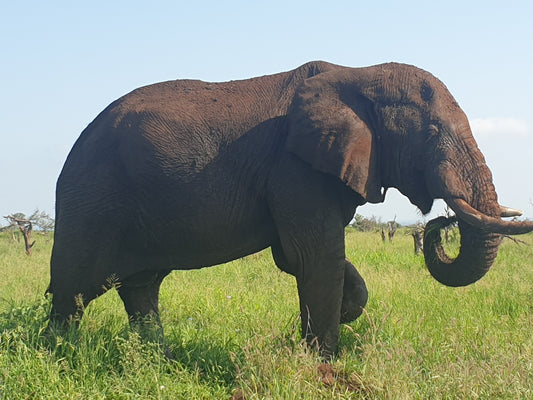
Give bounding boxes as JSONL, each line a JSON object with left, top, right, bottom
{"left": 286, "top": 79, "right": 383, "bottom": 203}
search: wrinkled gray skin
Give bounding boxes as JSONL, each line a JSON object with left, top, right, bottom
{"left": 49, "top": 61, "right": 533, "bottom": 357}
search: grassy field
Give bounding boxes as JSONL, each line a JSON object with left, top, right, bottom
{"left": 1, "top": 228, "right": 532, "bottom": 399}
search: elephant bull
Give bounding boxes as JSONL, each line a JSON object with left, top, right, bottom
{"left": 48, "top": 61, "right": 533, "bottom": 357}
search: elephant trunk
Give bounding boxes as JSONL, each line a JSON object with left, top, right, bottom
{"left": 423, "top": 157, "right": 533, "bottom": 288}
{"left": 423, "top": 215, "right": 502, "bottom": 287}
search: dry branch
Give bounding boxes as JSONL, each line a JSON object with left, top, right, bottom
{"left": 502, "top": 235, "right": 528, "bottom": 245}
{"left": 4, "top": 215, "right": 35, "bottom": 255}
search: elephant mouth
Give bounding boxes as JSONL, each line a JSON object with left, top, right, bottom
{"left": 423, "top": 197, "right": 533, "bottom": 287}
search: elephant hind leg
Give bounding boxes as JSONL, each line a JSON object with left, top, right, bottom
{"left": 340, "top": 259, "right": 368, "bottom": 324}
{"left": 49, "top": 284, "right": 99, "bottom": 328}
{"left": 117, "top": 270, "right": 171, "bottom": 341}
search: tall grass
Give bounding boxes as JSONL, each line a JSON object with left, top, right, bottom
{"left": 0, "top": 230, "right": 532, "bottom": 399}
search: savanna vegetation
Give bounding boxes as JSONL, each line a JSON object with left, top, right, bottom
{"left": 1, "top": 228, "right": 532, "bottom": 399}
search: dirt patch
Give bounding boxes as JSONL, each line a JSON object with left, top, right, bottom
{"left": 317, "top": 363, "right": 366, "bottom": 393}
{"left": 230, "top": 388, "right": 245, "bottom": 400}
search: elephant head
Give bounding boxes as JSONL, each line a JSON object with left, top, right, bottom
{"left": 288, "top": 62, "right": 533, "bottom": 287}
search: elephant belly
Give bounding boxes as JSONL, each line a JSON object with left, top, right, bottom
{"left": 129, "top": 188, "right": 276, "bottom": 269}
{"left": 171, "top": 217, "right": 275, "bottom": 268}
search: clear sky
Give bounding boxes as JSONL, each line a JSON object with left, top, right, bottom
{"left": 1, "top": 1, "right": 532, "bottom": 225}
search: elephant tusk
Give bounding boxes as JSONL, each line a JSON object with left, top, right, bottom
{"left": 448, "top": 198, "right": 533, "bottom": 235}
{"left": 500, "top": 205, "right": 523, "bottom": 218}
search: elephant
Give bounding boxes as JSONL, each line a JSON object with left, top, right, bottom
{"left": 48, "top": 61, "right": 533, "bottom": 358}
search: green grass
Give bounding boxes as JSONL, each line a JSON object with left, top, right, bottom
{"left": 1, "top": 230, "right": 532, "bottom": 399}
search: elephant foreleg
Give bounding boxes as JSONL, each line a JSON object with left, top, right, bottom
{"left": 267, "top": 154, "right": 363, "bottom": 358}
{"left": 295, "top": 258, "right": 345, "bottom": 358}
{"left": 273, "top": 244, "right": 362, "bottom": 352}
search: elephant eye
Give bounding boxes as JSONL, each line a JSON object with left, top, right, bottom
{"left": 425, "top": 124, "right": 440, "bottom": 144}
{"left": 428, "top": 124, "right": 439, "bottom": 137}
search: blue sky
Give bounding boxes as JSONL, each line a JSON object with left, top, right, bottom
{"left": 1, "top": 1, "right": 532, "bottom": 225}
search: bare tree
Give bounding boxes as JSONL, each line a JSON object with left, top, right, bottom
{"left": 4, "top": 215, "right": 35, "bottom": 255}
{"left": 387, "top": 216, "right": 398, "bottom": 242}
{"left": 411, "top": 226, "right": 424, "bottom": 255}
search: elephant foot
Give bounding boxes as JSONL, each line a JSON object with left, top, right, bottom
{"left": 340, "top": 259, "right": 368, "bottom": 324}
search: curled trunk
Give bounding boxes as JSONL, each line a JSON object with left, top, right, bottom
{"left": 424, "top": 201, "right": 533, "bottom": 287}
{"left": 423, "top": 216, "right": 501, "bottom": 287}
